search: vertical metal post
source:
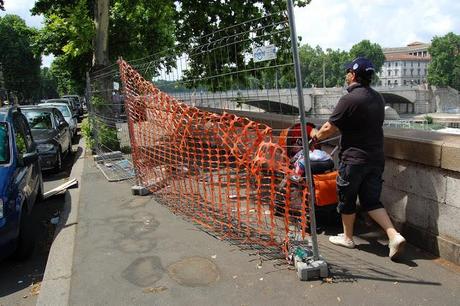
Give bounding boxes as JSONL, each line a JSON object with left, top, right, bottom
{"left": 286, "top": 0, "right": 320, "bottom": 260}
{"left": 85, "top": 72, "right": 91, "bottom": 114}
{"left": 322, "top": 61, "right": 326, "bottom": 88}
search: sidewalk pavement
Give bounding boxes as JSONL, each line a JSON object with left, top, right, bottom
{"left": 41, "top": 154, "right": 460, "bottom": 305}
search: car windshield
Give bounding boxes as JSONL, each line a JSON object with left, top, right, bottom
{"left": 23, "top": 110, "right": 53, "bottom": 130}
{"left": 0, "top": 123, "right": 10, "bottom": 164}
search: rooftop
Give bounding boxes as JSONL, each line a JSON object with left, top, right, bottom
{"left": 385, "top": 52, "right": 431, "bottom": 61}
{"left": 383, "top": 42, "right": 430, "bottom": 54}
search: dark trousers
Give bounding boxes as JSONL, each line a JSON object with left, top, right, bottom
{"left": 336, "top": 162, "right": 385, "bottom": 215}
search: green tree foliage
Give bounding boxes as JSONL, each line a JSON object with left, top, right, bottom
{"left": 40, "top": 67, "right": 59, "bottom": 99}
{"left": 323, "top": 48, "right": 350, "bottom": 87}
{"left": 299, "top": 45, "right": 325, "bottom": 87}
{"left": 428, "top": 32, "right": 460, "bottom": 90}
{"left": 178, "top": 0, "right": 309, "bottom": 91}
{"left": 298, "top": 40, "right": 384, "bottom": 88}
{"left": 33, "top": 0, "right": 177, "bottom": 92}
{"left": 0, "top": 15, "right": 41, "bottom": 103}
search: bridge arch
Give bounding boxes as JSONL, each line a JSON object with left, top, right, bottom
{"left": 381, "top": 93, "right": 414, "bottom": 114}
{"left": 243, "top": 99, "right": 299, "bottom": 114}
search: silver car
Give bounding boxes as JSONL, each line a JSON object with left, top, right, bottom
{"left": 38, "top": 102, "right": 77, "bottom": 138}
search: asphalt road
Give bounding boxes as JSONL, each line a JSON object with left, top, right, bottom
{"left": 0, "top": 133, "right": 82, "bottom": 306}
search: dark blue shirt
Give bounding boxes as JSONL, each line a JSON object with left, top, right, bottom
{"left": 328, "top": 83, "right": 385, "bottom": 165}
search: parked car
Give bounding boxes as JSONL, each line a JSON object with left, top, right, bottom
{"left": 0, "top": 106, "right": 43, "bottom": 260}
{"left": 20, "top": 106, "right": 72, "bottom": 172}
{"left": 42, "top": 98, "right": 78, "bottom": 117}
{"left": 62, "top": 95, "right": 83, "bottom": 117}
{"left": 38, "top": 102, "right": 77, "bottom": 139}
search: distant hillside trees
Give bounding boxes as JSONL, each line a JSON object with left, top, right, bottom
{"left": 299, "top": 40, "right": 385, "bottom": 88}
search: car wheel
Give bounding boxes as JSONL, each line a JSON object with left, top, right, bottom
{"left": 53, "top": 148, "right": 62, "bottom": 172}
{"left": 13, "top": 204, "right": 36, "bottom": 260}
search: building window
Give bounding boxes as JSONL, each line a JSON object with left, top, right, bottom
{"left": 417, "top": 68, "right": 420, "bottom": 75}
{"left": 403, "top": 68, "right": 407, "bottom": 76}
{"left": 404, "top": 80, "right": 407, "bottom": 85}
{"left": 395, "top": 70, "right": 398, "bottom": 76}
{"left": 424, "top": 69, "right": 427, "bottom": 75}
{"left": 388, "top": 70, "right": 391, "bottom": 76}
{"left": 388, "top": 62, "right": 391, "bottom": 67}
{"left": 411, "top": 62, "right": 413, "bottom": 67}
{"left": 404, "top": 62, "right": 406, "bottom": 67}
{"left": 394, "top": 80, "right": 398, "bottom": 85}
{"left": 411, "top": 69, "right": 414, "bottom": 76}
{"left": 388, "top": 80, "right": 391, "bottom": 85}
{"left": 395, "top": 62, "right": 398, "bottom": 67}
{"left": 418, "top": 62, "right": 420, "bottom": 67}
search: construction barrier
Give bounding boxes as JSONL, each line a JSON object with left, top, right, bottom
{"left": 118, "top": 59, "right": 313, "bottom": 255}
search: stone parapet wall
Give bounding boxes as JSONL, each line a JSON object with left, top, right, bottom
{"left": 383, "top": 128, "right": 460, "bottom": 264}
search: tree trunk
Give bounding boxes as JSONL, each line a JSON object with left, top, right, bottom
{"left": 93, "top": 0, "right": 109, "bottom": 67}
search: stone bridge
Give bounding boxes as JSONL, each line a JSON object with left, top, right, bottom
{"left": 167, "top": 85, "right": 441, "bottom": 116}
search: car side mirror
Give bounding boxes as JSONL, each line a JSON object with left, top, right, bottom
{"left": 59, "top": 120, "right": 68, "bottom": 128}
{"left": 18, "top": 151, "right": 38, "bottom": 167}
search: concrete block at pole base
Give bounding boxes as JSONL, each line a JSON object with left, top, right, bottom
{"left": 295, "top": 256, "right": 328, "bottom": 281}
{"left": 131, "top": 185, "right": 151, "bottom": 196}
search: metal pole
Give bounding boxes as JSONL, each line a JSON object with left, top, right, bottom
{"left": 286, "top": 0, "right": 320, "bottom": 260}
{"left": 322, "top": 61, "right": 326, "bottom": 88}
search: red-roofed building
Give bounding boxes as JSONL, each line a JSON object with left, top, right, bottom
{"left": 378, "top": 42, "right": 431, "bottom": 87}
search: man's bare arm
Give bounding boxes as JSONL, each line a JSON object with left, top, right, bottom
{"left": 313, "top": 121, "right": 340, "bottom": 141}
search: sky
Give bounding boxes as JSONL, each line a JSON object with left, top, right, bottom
{"left": 1, "top": 0, "right": 459, "bottom": 67}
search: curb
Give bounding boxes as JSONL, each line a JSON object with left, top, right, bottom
{"left": 37, "top": 139, "right": 86, "bottom": 306}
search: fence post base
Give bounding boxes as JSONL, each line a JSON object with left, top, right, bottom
{"left": 131, "top": 185, "right": 151, "bottom": 196}
{"left": 295, "top": 257, "right": 328, "bottom": 281}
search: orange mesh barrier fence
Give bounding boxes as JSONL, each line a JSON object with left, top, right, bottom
{"left": 118, "top": 59, "right": 311, "bottom": 254}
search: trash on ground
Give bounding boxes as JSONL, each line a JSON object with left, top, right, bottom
{"left": 43, "top": 178, "right": 78, "bottom": 199}
{"left": 30, "top": 282, "right": 41, "bottom": 296}
{"left": 143, "top": 286, "right": 168, "bottom": 294}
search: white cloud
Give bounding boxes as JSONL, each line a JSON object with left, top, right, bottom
{"left": 294, "top": 0, "right": 460, "bottom": 50}
{"left": 0, "top": 0, "right": 43, "bottom": 28}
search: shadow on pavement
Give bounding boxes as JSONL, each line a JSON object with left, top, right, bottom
{"left": 0, "top": 193, "right": 65, "bottom": 299}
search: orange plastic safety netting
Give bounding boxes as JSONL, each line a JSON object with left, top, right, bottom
{"left": 118, "top": 59, "right": 310, "bottom": 254}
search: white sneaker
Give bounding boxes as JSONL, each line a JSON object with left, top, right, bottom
{"left": 389, "top": 233, "right": 406, "bottom": 260}
{"left": 329, "top": 235, "right": 355, "bottom": 249}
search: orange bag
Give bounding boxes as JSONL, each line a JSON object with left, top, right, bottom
{"left": 313, "top": 171, "right": 338, "bottom": 207}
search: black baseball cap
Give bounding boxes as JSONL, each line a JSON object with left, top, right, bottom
{"left": 345, "top": 57, "right": 375, "bottom": 75}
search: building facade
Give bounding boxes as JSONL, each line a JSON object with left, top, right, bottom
{"left": 378, "top": 42, "right": 431, "bottom": 87}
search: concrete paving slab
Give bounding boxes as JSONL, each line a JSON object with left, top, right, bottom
{"left": 66, "top": 159, "right": 460, "bottom": 306}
